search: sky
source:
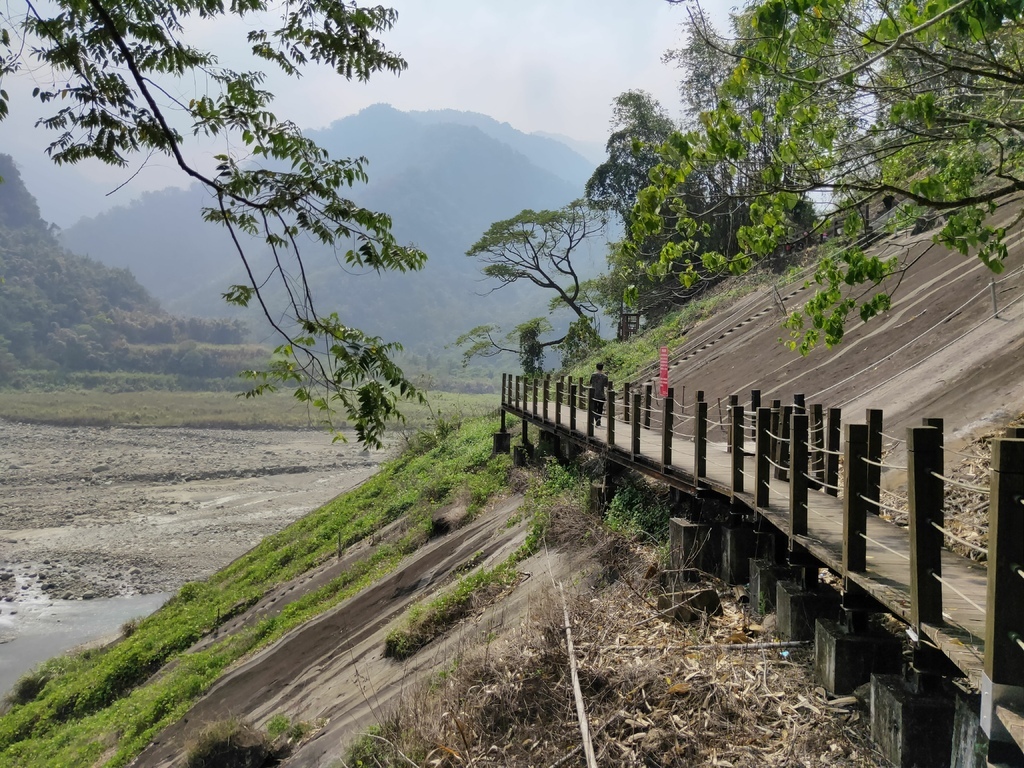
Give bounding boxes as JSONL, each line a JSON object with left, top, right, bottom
{"left": 1, "top": 0, "right": 735, "bottom": 226}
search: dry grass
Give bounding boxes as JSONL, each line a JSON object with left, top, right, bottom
{"left": 352, "top": 542, "right": 885, "bottom": 767}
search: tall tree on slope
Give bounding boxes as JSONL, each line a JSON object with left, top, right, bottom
{"left": 0, "top": 0, "right": 425, "bottom": 446}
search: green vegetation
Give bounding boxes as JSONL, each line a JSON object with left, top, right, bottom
{"left": 0, "top": 415, "right": 512, "bottom": 767}
{"left": 604, "top": 476, "right": 672, "bottom": 542}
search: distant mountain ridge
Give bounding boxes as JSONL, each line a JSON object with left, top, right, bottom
{"left": 62, "top": 105, "right": 601, "bottom": 350}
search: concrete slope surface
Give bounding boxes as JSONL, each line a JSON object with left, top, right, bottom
{"left": 642, "top": 206, "right": 1024, "bottom": 449}
{"left": 128, "top": 495, "right": 561, "bottom": 767}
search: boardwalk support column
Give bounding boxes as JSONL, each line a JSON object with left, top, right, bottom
{"left": 843, "top": 424, "right": 869, "bottom": 575}
{"left": 981, "top": 437, "right": 1024, "bottom": 757}
{"left": 826, "top": 408, "right": 842, "bottom": 497}
{"left": 631, "top": 393, "right": 641, "bottom": 459}
{"left": 662, "top": 388, "right": 674, "bottom": 469}
{"left": 755, "top": 407, "right": 771, "bottom": 508}
{"left": 789, "top": 413, "right": 809, "bottom": 539}
{"left": 731, "top": 404, "right": 745, "bottom": 494}
{"left": 908, "top": 426, "right": 944, "bottom": 631}
{"left": 694, "top": 400, "right": 708, "bottom": 481}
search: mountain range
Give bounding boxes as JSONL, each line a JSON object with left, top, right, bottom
{"left": 60, "top": 105, "right": 603, "bottom": 351}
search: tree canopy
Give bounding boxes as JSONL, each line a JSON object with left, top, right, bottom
{"left": 0, "top": 0, "right": 425, "bottom": 445}
{"left": 640, "top": 0, "right": 1024, "bottom": 352}
{"left": 458, "top": 200, "right": 604, "bottom": 373}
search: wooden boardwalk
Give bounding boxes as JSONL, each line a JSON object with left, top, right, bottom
{"left": 501, "top": 379, "right": 1024, "bottom": 751}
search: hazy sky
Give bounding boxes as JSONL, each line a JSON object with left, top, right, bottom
{"left": 1, "top": 0, "right": 735, "bottom": 226}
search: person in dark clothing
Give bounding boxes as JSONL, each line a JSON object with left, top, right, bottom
{"left": 589, "top": 362, "right": 609, "bottom": 427}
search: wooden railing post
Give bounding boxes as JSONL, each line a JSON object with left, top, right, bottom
{"left": 555, "top": 380, "right": 563, "bottom": 427}
{"left": 569, "top": 384, "right": 578, "bottom": 433}
{"left": 694, "top": 399, "right": 708, "bottom": 480}
{"left": 532, "top": 378, "right": 539, "bottom": 416}
{"left": 501, "top": 373, "right": 508, "bottom": 407}
{"left": 755, "top": 407, "right": 771, "bottom": 508}
{"left": 865, "top": 408, "right": 883, "bottom": 515}
{"left": 793, "top": 393, "right": 806, "bottom": 414}
{"left": 623, "top": 382, "right": 631, "bottom": 424}
{"left": 826, "top": 407, "right": 842, "bottom": 497}
{"left": 774, "top": 404, "right": 792, "bottom": 481}
{"left": 643, "top": 383, "right": 653, "bottom": 429}
{"left": 749, "top": 389, "right": 761, "bottom": 441}
{"left": 843, "top": 424, "right": 869, "bottom": 574}
{"left": 586, "top": 387, "right": 595, "bottom": 438}
{"left": 727, "top": 394, "right": 739, "bottom": 453}
{"left": 732, "top": 404, "right": 745, "bottom": 494}
{"left": 790, "top": 412, "right": 809, "bottom": 537}
{"left": 982, "top": 438, "right": 1024, "bottom": 743}
{"left": 662, "top": 388, "right": 674, "bottom": 468}
{"left": 607, "top": 391, "right": 616, "bottom": 447}
{"left": 809, "top": 403, "right": 824, "bottom": 490}
{"left": 631, "top": 393, "right": 641, "bottom": 458}
{"left": 543, "top": 377, "right": 550, "bottom": 422}
{"left": 514, "top": 375, "right": 521, "bottom": 411}
{"left": 908, "top": 426, "right": 944, "bottom": 630}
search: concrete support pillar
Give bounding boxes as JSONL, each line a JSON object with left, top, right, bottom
{"left": 720, "top": 525, "right": 755, "bottom": 585}
{"left": 870, "top": 674, "right": 955, "bottom": 768}
{"left": 813, "top": 618, "right": 902, "bottom": 695}
{"left": 775, "top": 579, "right": 840, "bottom": 641}
{"left": 749, "top": 559, "right": 797, "bottom": 616}
{"left": 950, "top": 691, "right": 988, "bottom": 768}
{"left": 669, "top": 517, "right": 719, "bottom": 584}
{"left": 492, "top": 430, "right": 511, "bottom": 455}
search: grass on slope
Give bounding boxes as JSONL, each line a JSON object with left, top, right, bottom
{"left": 0, "top": 414, "right": 513, "bottom": 768}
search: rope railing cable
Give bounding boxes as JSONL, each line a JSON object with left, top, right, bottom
{"left": 765, "top": 456, "right": 790, "bottom": 472}
{"left": 930, "top": 471, "right": 990, "bottom": 494}
{"left": 858, "top": 493, "right": 907, "bottom": 517}
{"left": 929, "top": 520, "right": 989, "bottom": 557}
{"left": 808, "top": 476, "right": 841, "bottom": 493}
{"left": 881, "top": 432, "right": 904, "bottom": 444}
{"left": 861, "top": 456, "right": 907, "bottom": 471}
{"left": 859, "top": 531, "right": 911, "bottom": 561}
{"left": 808, "top": 443, "right": 842, "bottom": 456}
{"left": 765, "top": 429, "right": 790, "bottom": 443}
{"left": 817, "top": 262, "right": 1024, "bottom": 404}
{"left": 1017, "top": 566, "right": 1024, "bottom": 581}
{"left": 1016, "top": 635, "right": 1024, "bottom": 655}
{"left": 931, "top": 571, "right": 985, "bottom": 614}
{"left": 834, "top": 284, "right": 1024, "bottom": 407}
{"left": 943, "top": 446, "right": 986, "bottom": 461}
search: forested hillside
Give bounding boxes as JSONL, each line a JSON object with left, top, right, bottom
{"left": 0, "top": 155, "right": 265, "bottom": 388}
{"left": 61, "top": 106, "right": 599, "bottom": 351}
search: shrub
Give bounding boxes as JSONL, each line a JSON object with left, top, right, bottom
{"left": 605, "top": 478, "right": 670, "bottom": 541}
{"left": 184, "top": 718, "right": 268, "bottom": 768}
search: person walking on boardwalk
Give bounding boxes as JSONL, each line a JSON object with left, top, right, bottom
{"left": 589, "top": 362, "right": 609, "bottom": 427}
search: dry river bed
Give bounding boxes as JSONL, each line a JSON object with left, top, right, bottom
{"left": 0, "top": 420, "right": 385, "bottom": 694}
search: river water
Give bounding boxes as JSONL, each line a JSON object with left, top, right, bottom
{"left": 0, "top": 593, "right": 168, "bottom": 698}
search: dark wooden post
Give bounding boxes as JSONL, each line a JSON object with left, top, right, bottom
{"left": 543, "top": 377, "right": 550, "bottom": 422}
{"left": 569, "top": 384, "right": 578, "bottom": 433}
{"left": 631, "top": 393, "right": 641, "bottom": 458}
{"left": 908, "top": 426, "right": 944, "bottom": 630}
{"left": 843, "top": 424, "right": 869, "bottom": 574}
{"left": 865, "top": 409, "right": 883, "bottom": 515}
{"left": 727, "top": 394, "right": 739, "bottom": 453}
{"left": 521, "top": 417, "right": 528, "bottom": 446}
{"left": 643, "top": 383, "right": 653, "bottom": 429}
{"left": 826, "top": 407, "right": 842, "bottom": 497}
{"left": 793, "top": 393, "right": 806, "bottom": 413}
{"left": 732, "top": 404, "right": 745, "bottom": 494}
{"left": 607, "top": 391, "right": 616, "bottom": 447}
{"left": 755, "top": 407, "right": 771, "bottom": 508}
{"left": 532, "top": 378, "right": 539, "bottom": 416}
{"left": 790, "top": 412, "right": 809, "bottom": 537}
{"left": 579, "top": 377, "right": 587, "bottom": 410}
{"left": 809, "top": 403, "right": 825, "bottom": 490}
{"left": 586, "top": 386, "right": 595, "bottom": 438}
{"left": 694, "top": 399, "right": 708, "bottom": 480}
{"left": 750, "top": 389, "right": 761, "bottom": 441}
{"left": 775, "top": 404, "right": 792, "bottom": 481}
{"left": 662, "top": 388, "right": 674, "bottom": 468}
{"left": 514, "top": 375, "right": 521, "bottom": 411}
{"left": 501, "top": 373, "right": 508, "bottom": 407}
{"left": 1004, "top": 426, "right": 1024, "bottom": 439}
{"left": 983, "top": 438, "right": 1024, "bottom": 742}
{"left": 555, "top": 380, "right": 563, "bottom": 427}
{"left": 623, "top": 382, "right": 631, "bottom": 423}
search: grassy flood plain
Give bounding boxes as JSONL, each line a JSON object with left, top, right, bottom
{"left": 0, "top": 389, "right": 496, "bottom": 432}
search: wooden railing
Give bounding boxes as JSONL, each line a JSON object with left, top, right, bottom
{"left": 500, "top": 372, "right": 1024, "bottom": 737}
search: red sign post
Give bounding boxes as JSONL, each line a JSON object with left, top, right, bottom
{"left": 659, "top": 346, "right": 669, "bottom": 397}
